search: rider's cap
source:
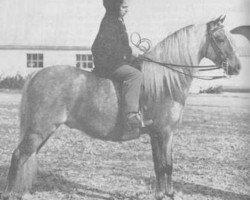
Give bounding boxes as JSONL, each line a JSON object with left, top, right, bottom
{"left": 103, "top": 0, "right": 129, "bottom": 12}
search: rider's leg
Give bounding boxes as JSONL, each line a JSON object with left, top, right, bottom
{"left": 111, "top": 65, "right": 143, "bottom": 130}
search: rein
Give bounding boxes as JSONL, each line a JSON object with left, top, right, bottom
{"left": 139, "top": 57, "right": 228, "bottom": 80}
{"left": 130, "top": 28, "right": 229, "bottom": 80}
{"left": 130, "top": 32, "right": 152, "bottom": 53}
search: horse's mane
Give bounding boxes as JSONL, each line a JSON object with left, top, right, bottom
{"left": 142, "top": 24, "right": 201, "bottom": 105}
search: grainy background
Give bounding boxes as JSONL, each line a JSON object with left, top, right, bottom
{"left": 0, "top": 91, "right": 249, "bottom": 200}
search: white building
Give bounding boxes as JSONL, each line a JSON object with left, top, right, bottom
{"left": 0, "top": 45, "right": 94, "bottom": 77}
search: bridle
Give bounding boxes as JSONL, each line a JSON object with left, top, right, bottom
{"left": 130, "top": 25, "right": 231, "bottom": 80}
{"left": 206, "top": 25, "right": 230, "bottom": 75}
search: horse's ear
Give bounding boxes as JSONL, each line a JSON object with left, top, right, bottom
{"left": 212, "top": 15, "right": 226, "bottom": 26}
{"left": 208, "top": 15, "right": 226, "bottom": 29}
{"left": 220, "top": 15, "right": 226, "bottom": 23}
{"left": 214, "top": 16, "right": 222, "bottom": 24}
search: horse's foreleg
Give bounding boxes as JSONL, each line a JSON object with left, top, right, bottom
{"left": 150, "top": 127, "right": 174, "bottom": 200}
{"left": 164, "top": 129, "right": 174, "bottom": 197}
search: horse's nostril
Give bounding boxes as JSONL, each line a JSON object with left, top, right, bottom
{"left": 237, "top": 64, "right": 241, "bottom": 71}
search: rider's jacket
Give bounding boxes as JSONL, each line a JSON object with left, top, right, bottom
{"left": 91, "top": 13, "right": 132, "bottom": 77}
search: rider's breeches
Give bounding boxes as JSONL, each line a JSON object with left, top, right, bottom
{"left": 111, "top": 65, "right": 142, "bottom": 114}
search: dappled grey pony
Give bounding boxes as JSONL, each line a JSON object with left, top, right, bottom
{"left": 3, "top": 16, "right": 241, "bottom": 200}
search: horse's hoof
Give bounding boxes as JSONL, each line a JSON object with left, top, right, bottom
{"left": 0, "top": 192, "right": 23, "bottom": 200}
{"left": 166, "top": 191, "right": 175, "bottom": 199}
{"left": 155, "top": 192, "right": 175, "bottom": 200}
{"left": 162, "top": 194, "right": 175, "bottom": 200}
{"left": 0, "top": 193, "right": 9, "bottom": 200}
{"left": 155, "top": 191, "right": 165, "bottom": 200}
{"left": 1, "top": 192, "right": 8, "bottom": 200}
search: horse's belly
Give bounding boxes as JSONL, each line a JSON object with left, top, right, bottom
{"left": 70, "top": 78, "right": 122, "bottom": 140}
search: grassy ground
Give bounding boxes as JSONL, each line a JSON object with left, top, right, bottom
{"left": 0, "top": 91, "right": 249, "bottom": 200}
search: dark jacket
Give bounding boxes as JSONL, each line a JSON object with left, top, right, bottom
{"left": 91, "top": 13, "right": 132, "bottom": 77}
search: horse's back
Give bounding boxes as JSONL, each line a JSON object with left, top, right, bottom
{"left": 25, "top": 65, "right": 117, "bottom": 105}
{"left": 22, "top": 65, "right": 121, "bottom": 140}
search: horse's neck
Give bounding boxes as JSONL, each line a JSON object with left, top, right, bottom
{"left": 148, "top": 24, "right": 207, "bottom": 68}
{"left": 141, "top": 25, "right": 207, "bottom": 105}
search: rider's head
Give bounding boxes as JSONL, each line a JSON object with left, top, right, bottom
{"left": 103, "top": 0, "right": 129, "bottom": 17}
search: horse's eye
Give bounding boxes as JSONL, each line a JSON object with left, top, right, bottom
{"left": 216, "top": 37, "right": 225, "bottom": 43}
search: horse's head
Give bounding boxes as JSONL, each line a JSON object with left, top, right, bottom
{"left": 205, "top": 16, "right": 241, "bottom": 76}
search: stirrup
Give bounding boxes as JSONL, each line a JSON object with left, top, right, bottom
{"left": 141, "top": 119, "right": 153, "bottom": 127}
{"left": 125, "top": 112, "right": 142, "bottom": 130}
{"left": 139, "top": 111, "right": 153, "bottom": 127}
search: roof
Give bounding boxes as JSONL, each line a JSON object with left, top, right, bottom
{"left": 231, "top": 26, "right": 250, "bottom": 42}
{"left": 0, "top": 45, "right": 91, "bottom": 51}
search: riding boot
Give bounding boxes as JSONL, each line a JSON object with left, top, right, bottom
{"left": 121, "top": 112, "right": 153, "bottom": 141}
{"left": 121, "top": 112, "right": 141, "bottom": 140}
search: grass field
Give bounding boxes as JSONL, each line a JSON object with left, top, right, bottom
{"left": 0, "top": 91, "right": 249, "bottom": 200}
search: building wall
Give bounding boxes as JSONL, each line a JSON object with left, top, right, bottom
{"left": 0, "top": 49, "right": 92, "bottom": 77}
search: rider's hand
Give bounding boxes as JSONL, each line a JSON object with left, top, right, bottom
{"left": 131, "top": 47, "right": 141, "bottom": 58}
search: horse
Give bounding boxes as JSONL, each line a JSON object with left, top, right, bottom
{"left": 2, "top": 16, "right": 241, "bottom": 200}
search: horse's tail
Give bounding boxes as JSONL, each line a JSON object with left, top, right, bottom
{"left": 19, "top": 72, "right": 37, "bottom": 142}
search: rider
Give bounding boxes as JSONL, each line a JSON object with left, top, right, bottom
{"left": 91, "top": 0, "right": 145, "bottom": 137}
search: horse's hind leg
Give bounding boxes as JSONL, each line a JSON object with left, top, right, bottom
{"left": 150, "top": 127, "right": 174, "bottom": 200}
{"left": 3, "top": 125, "right": 57, "bottom": 200}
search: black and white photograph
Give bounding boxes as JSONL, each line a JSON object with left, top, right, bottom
{"left": 0, "top": 0, "right": 249, "bottom": 199}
